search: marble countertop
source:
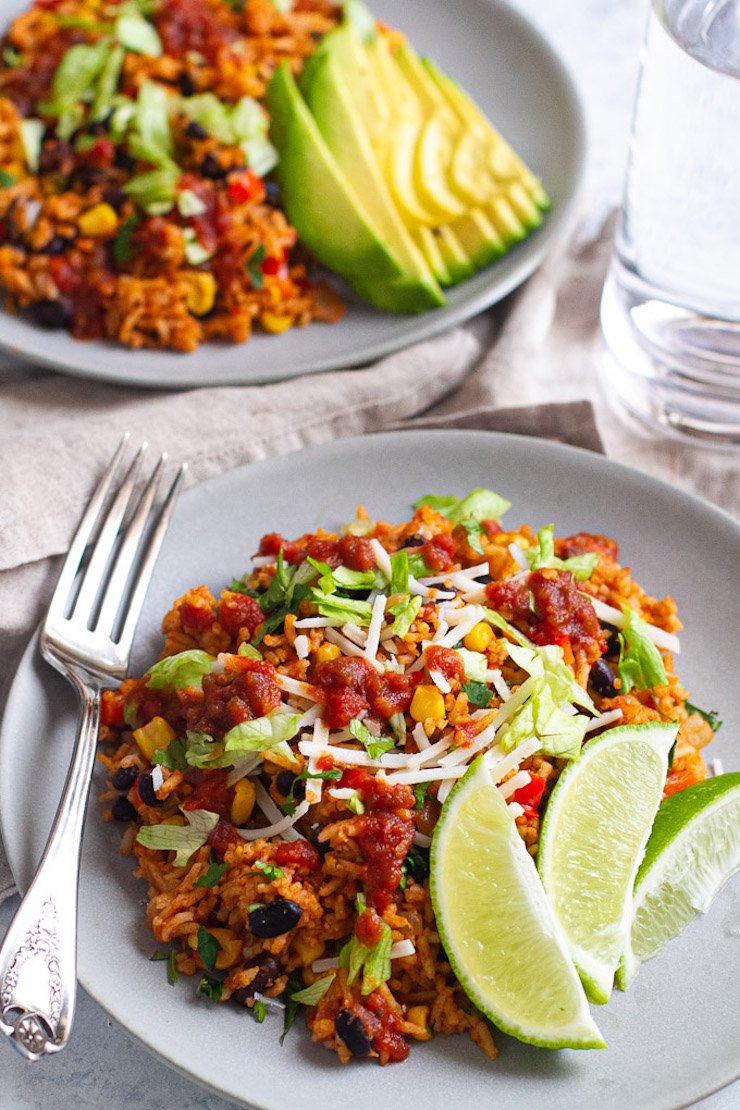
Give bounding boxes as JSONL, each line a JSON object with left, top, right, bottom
{"left": 1, "top": 0, "right": 738, "bottom": 1106}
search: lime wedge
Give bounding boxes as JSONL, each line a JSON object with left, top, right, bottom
{"left": 618, "top": 771, "right": 740, "bottom": 990}
{"left": 430, "top": 754, "right": 604, "bottom": 1049}
{"left": 537, "top": 721, "right": 677, "bottom": 1005}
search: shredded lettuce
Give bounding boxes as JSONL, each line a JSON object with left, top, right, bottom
{"left": 129, "top": 80, "right": 174, "bottom": 164}
{"left": 90, "top": 43, "right": 125, "bottom": 121}
{"left": 306, "top": 557, "right": 376, "bottom": 595}
{"left": 223, "top": 711, "right": 302, "bottom": 753}
{"left": 498, "top": 678, "right": 588, "bottom": 761}
{"left": 145, "top": 649, "right": 214, "bottom": 690}
{"left": 136, "top": 809, "right": 219, "bottom": 867}
{"left": 182, "top": 226, "right": 213, "bottom": 264}
{"left": 389, "top": 550, "right": 409, "bottom": 596}
{"left": 617, "top": 605, "right": 668, "bottom": 693}
{"left": 523, "top": 524, "right": 600, "bottom": 581}
{"left": 115, "top": 0, "right": 162, "bottom": 56}
{"left": 310, "top": 590, "right": 373, "bottom": 626}
{"left": 496, "top": 642, "right": 594, "bottom": 760}
{"left": 289, "top": 974, "right": 335, "bottom": 1006}
{"left": 339, "top": 898, "right": 393, "bottom": 994}
{"left": 242, "top": 135, "right": 278, "bottom": 175}
{"left": 177, "top": 188, "right": 207, "bottom": 217}
{"left": 123, "top": 164, "right": 180, "bottom": 212}
{"left": 414, "top": 488, "right": 511, "bottom": 525}
{"left": 482, "top": 607, "right": 532, "bottom": 647}
{"left": 349, "top": 717, "right": 394, "bottom": 760}
{"left": 41, "top": 40, "right": 113, "bottom": 122}
{"left": 181, "top": 92, "right": 235, "bottom": 144}
{"left": 456, "top": 648, "right": 488, "bottom": 682}
{"left": 237, "top": 641, "right": 263, "bottom": 660}
{"left": 387, "top": 594, "right": 421, "bottom": 638}
{"left": 180, "top": 93, "right": 275, "bottom": 175}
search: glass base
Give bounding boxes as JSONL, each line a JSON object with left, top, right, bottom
{"left": 599, "top": 262, "right": 740, "bottom": 446}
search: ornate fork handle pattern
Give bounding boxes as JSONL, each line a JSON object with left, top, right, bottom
{"left": 0, "top": 677, "right": 101, "bottom": 1060}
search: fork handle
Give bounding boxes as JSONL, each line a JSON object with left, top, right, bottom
{"left": 0, "top": 675, "right": 101, "bottom": 1060}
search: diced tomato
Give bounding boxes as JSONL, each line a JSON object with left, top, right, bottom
{"left": 354, "top": 906, "right": 383, "bottom": 947}
{"left": 101, "top": 689, "right": 125, "bottom": 727}
{"left": 513, "top": 773, "right": 546, "bottom": 810}
{"left": 418, "top": 533, "right": 456, "bottom": 572}
{"left": 258, "top": 532, "right": 303, "bottom": 564}
{"left": 218, "top": 592, "right": 263, "bottom": 637}
{"left": 226, "top": 170, "right": 264, "bottom": 206}
{"left": 80, "top": 138, "right": 115, "bottom": 168}
{"left": 425, "top": 644, "right": 465, "bottom": 685}
{"left": 275, "top": 840, "right": 321, "bottom": 872}
{"left": 179, "top": 600, "right": 216, "bottom": 630}
{"left": 183, "top": 768, "right": 231, "bottom": 816}
{"left": 337, "top": 533, "right": 375, "bottom": 571}
{"left": 260, "top": 255, "right": 281, "bottom": 275}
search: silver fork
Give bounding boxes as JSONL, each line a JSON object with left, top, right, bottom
{"left": 0, "top": 436, "right": 186, "bottom": 1061}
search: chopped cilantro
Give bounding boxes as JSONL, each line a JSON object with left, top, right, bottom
{"left": 150, "top": 949, "right": 179, "bottom": 985}
{"left": 251, "top": 859, "right": 284, "bottom": 882}
{"left": 152, "top": 737, "right": 188, "bottom": 770}
{"left": 0, "top": 170, "right": 16, "bottom": 188}
{"left": 113, "top": 214, "right": 140, "bottom": 264}
{"left": 461, "top": 680, "right": 493, "bottom": 708}
{"left": 253, "top": 998, "right": 268, "bottom": 1023}
{"left": 194, "top": 859, "right": 228, "bottom": 888}
{"left": 460, "top": 517, "right": 486, "bottom": 556}
{"left": 403, "top": 847, "right": 429, "bottom": 883}
{"left": 684, "top": 700, "right": 722, "bottom": 731}
{"left": 346, "top": 793, "right": 365, "bottom": 815}
{"left": 339, "top": 912, "right": 392, "bottom": 995}
{"left": 348, "top": 717, "right": 394, "bottom": 760}
{"left": 195, "top": 974, "right": 223, "bottom": 1001}
{"left": 247, "top": 243, "right": 266, "bottom": 288}
{"left": 282, "top": 767, "right": 341, "bottom": 815}
{"left": 280, "top": 975, "right": 304, "bottom": 1044}
{"left": 196, "top": 925, "right": 221, "bottom": 971}
{"left": 2, "top": 46, "right": 22, "bottom": 68}
{"left": 412, "top": 782, "right": 429, "bottom": 810}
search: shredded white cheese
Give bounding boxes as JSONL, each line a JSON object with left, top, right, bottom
{"left": 364, "top": 594, "right": 387, "bottom": 663}
{"left": 497, "top": 769, "right": 530, "bottom": 800}
{"left": 584, "top": 708, "right": 623, "bottom": 732}
{"left": 588, "top": 597, "right": 681, "bottom": 654}
{"left": 324, "top": 627, "right": 384, "bottom": 673}
{"left": 293, "top": 634, "right": 310, "bottom": 660}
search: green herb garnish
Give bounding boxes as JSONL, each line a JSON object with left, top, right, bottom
{"left": 461, "top": 680, "right": 493, "bottom": 708}
{"left": 247, "top": 243, "right": 266, "bottom": 288}
{"left": 195, "top": 974, "right": 223, "bottom": 1001}
{"left": 196, "top": 926, "right": 221, "bottom": 971}
{"left": 684, "top": 700, "right": 722, "bottom": 731}
{"left": 281, "top": 767, "right": 341, "bottom": 815}
{"left": 194, "top": 859, "right": 228, "bottom": 888}
{"left": 251, "top": 859, "right": 284, "bottom": 882}
{"left": 112, "top": 214, "right": 139, "bottom": 264}
{"left": 348, "top": 717, "right": 395, "bottom": 760}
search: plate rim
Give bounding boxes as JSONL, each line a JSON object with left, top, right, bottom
{"left": 0, "top": 0, "right": 586, "bottom": 390}
{"left": 3, "top": 428, "right": 739, "bottom": 1110}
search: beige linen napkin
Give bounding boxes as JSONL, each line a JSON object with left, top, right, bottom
{"left": 0, "top": 214, "right": 735, "bottom": 903}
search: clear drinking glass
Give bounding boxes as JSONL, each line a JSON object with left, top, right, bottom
{"left": 599, "top": 0, "right": 740, "bottom": 444}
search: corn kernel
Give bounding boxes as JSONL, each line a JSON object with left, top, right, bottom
{"left": 261, "top": 311, "right": 293, "bottom": 334}
{"left": 210, "top": 927, "right": 243, "bottom": 970}
{"left": 132, "top": 716, "right": 176, "bottom": 761}
{"left": 230, "top": 778, "right": 255, "bottom": 826}
{"left": 410, "top": 685, "right": 445, "bottom": 723}
{"left": 315, "top": 642, "right": 341, "bottom": 665}
{"left": 78, "top": 202, "right": 119, "bottom": 238}
{"left": 292, "top": 933, "right": 325, "bottom": 965}
{"left": 406, "top": 1005, "right": 432, "bottom": 1040}
{"left": 463, "top": 621, "right": 494, "bottom": 653}
{"left": 182, "top": 271, "right": 216, "bottom": 316}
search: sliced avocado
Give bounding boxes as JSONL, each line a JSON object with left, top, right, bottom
{"left": 433, "top": 225, "right": 475, "bottom": 284}
{"left": 299, "top": 26, "right": 444, "bottom": 311}
{"left": 422, "top": 57, "right": 550, "bottom": 211}
{"left": 413, "top": 226, "right": 452, "bottom": 286}
{"left": 265, "top": 62, "right": 403, "bottom": 282}
{"left": 449, "top": 210, "right": 506, "bottom": 269}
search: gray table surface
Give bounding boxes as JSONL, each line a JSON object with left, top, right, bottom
{"left": 1, "top": 0, "right": 738, "bottom": 1107}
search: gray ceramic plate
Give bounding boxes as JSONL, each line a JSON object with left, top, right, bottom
{"left": 3, "top": 431, "right": 739, "bottom": 1109}
{"left": 0, "top": 0, "right": 585, "bottom": 389}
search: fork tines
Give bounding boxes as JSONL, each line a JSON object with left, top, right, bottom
{"left": 42, "top": 435, "right": 186, "bottom": 676}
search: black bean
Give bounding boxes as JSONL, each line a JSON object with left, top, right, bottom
{"left": 600, "top": 621, "right": 621, "bottom": 660}
{"left": 248, "top": 898, "right": 302, "bottom": 938}
{"left": 402, "top": 534, "right": 425, "bottom": 548}
{"left": 39, "top": 235, "right": 70, "bottom": 256}
{"left": 590, "top": 658, "right": 618, "bottom": 698}
{"left": 111, "top": 765, "right": 138, "bottom": 792}
{"left": 136, "top": 771, "right": 164, "bottom": 808}
{"left": 111, "top": 795, "right": 137, "bottom": 822}
{"left": 306, "top": 823, "right": 330, "bottom": 858}
{"left": 186, "top": 119, "right": 207, "bottom": 140}
{"left": 477, "top": 574, "right": 493, "bottom": 584}
{"left": 264, "top": 179, "right": 280, "bottom": 207}
{"left": 38, "top": 140, "right": 73, "bottom": 174}
{"left": 101, "top": 186, "right": 127, "bottom": 211}
{"left": 275, "top": 770, "right": 304, "bottom": 801}
{"left": 29, "top": 299, "right": 71, "bottom": 329}
{"left": 199, "top": 153, "right": 227, "bottom": 179}
{"left": 72, "top": 164, "right": 106, "bottom": 188}
{"left": 335, "top": 1010, "right": 373, "bottom": 1057}
{"left": 178, "top": 71, "right": 196, "bottom": 96}
{"left": 115, "top": 149, "right": 136, "bottom": 172}
{"left": 231, "top": 955, "right": 281, "bottom": 1004}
